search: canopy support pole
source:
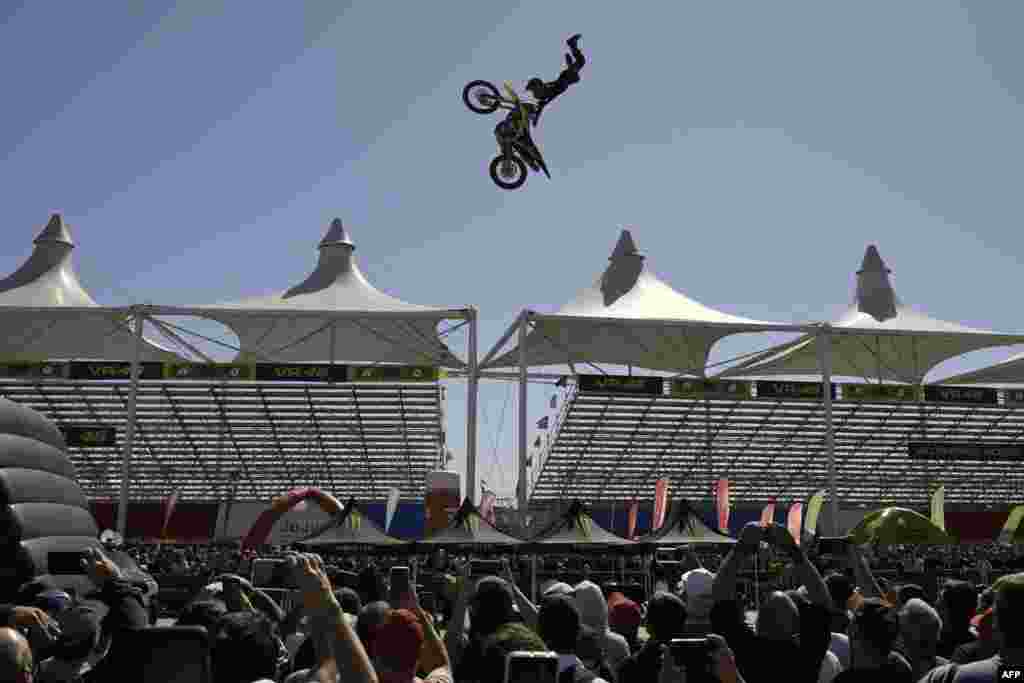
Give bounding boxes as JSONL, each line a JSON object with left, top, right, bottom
{"left": 818, "top": 324, "right": 839, "bottom": 536}
{"left": 518, "top": 314, "right": 529, "bottom": 513}
{"left": 466, "top": 309, "right": 479, "bottom": 505}
{"left": 531, "top": 554, "right": 538, "bottom": 604}
{"left": 117, "top": 305, "right": 145, "bottom": 536}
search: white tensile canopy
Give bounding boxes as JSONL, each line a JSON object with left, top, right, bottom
{"left": 938, "top": 351, "right": 1024, "bottom": 385}
{"left": 0, "top": 214, "right": 180, "bottom": 362}
{"left": 481, "top": 229, "right": 796, "bottom": 374}
{"left": 151, "top": 218, "right": 468, "bottom": 367}
{"left": 481, "top": 228, "right": 802, "bottom": 513}
{"left": 716, "top": 245, "right": 1024, "bottom": 384}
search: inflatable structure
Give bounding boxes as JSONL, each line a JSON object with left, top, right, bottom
{"left": 0, "top": 397, "right": 100, "bottom": 599}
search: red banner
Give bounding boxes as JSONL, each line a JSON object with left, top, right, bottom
{"left": 716, "top": 478, "right": 730, "bottom": 532}
{"left": 787, "top": 503, "right": 804, "bottom": 546}
{"left": 627, "top": 500, "right": 639, "bottom": 540}
{"left": 760, "top": 501, "right": 776, "bottom": 527}
{"left": 479, "top": 492, "right": 497, "bottom": 525}
{"left": 653, "top": 478, "right": 669, "bottom": 531}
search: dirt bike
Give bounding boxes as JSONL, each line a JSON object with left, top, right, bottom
{"left": 462, "top": 79, "right": 551, "bottom": 190}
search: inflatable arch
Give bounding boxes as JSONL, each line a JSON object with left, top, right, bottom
{"left": 0, "top": 397, "right": 100, "bottom": 600}
{"left": 241, "top": 487, "right": 344, "bottom": 549}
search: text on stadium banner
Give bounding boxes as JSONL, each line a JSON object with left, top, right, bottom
{"left": 670, "top": 379, "right": 752, "bottom": 400}
{"left": 842, "top": 383, "right": 921, "bottom": 402}
{"left": 576, "top": 375, "right": 664, "bottom": 395}
{"left": 907, "top": 442, "right": 1024, "bottom": 461}
{"left": 756, "top": 380, "right": 836, "bottom": 400}
{"left": 923, "top": 385, "right": 999, "bottom": 405}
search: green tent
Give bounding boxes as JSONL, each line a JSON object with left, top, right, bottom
{"left": 848, "top": 507, "right": 954, "bottom": 545}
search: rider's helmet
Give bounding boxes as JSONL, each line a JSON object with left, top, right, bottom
{"left": 526, "top": 78, "right": 545, "bottom": 98}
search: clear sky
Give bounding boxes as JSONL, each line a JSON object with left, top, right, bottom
{"left": 3, "top": 1, "right": 1024, "bottom": 502}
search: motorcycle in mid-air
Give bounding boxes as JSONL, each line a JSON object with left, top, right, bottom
{"left": 462, "top": 79, "right": 550, "bottom": 190}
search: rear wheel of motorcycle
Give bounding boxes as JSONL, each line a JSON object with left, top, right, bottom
{"left": 463, "top": 80, "right": 501, "bottom": 114}
{"left": 489, "top": 155, "right": 527, "bottom": 190}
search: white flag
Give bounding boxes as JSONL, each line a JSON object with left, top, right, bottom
{"left": 385, "top": 487, "right": 401, "bottom": 533}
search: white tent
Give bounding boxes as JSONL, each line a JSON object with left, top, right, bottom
{"left": 152, "top": 218, "right": 467, "bottom": 367}
{"left": 0, "top": 214, "right": 180, "bottom": 362}
{"left": 717, "top": 246, "right": 1024, "bottom": 384}
{"left": 938, "top": 351, "right": 1024, "bottom": 385}
{"left": 480, "top": 229, "right": 802, "bottom": 512}
{"left": 481, "top": 229, "right": 794, "bottom": 374}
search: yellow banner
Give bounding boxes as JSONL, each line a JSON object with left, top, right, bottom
{"left": 930, "top": 485, "right": 945, "bottom": 532}
{"left": 999, "top": 505, "right": 1024, "bottom": 545}
{"left": 804, "top": 490, "right": 826, "bottom": 538}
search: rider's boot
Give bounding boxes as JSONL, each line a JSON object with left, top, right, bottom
{"left": 568, "top": 33, "right": 582, "bottom": 48}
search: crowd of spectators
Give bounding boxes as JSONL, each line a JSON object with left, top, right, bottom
{"left": 2, "top": 527, "right": 1023, "bottom": 682}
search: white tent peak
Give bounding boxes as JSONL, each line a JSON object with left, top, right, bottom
{"left": 855, "top": 244, "right": 897, "bottom": 323}
{"left": 35, "top": 213, "right": 75, "bottom": 247}
{"left": 319, "top": 217, "right": 354, "bottom": 250}
{"left": 0, "top": 214, "right": 94, "bottom": 306}
{"left": 609, "top": 229, "right": 642, "bottom": 261}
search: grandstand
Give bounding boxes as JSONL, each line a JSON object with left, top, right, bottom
{"left": 0, "top": 215, "right": 470, "bottom": 514}
{"left": 528, "top": 374, "right": 1024, "bottom": 506}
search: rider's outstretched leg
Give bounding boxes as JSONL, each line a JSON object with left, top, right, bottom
{"left": 566, "top": 34, "right": 585, "bottom": 71}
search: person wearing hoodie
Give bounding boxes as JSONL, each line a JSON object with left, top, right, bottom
{"left": 573, "top": 581, "right": 630, "bottom": 673}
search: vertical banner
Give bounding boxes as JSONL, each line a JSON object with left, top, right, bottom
{"left": 998, "top": 505, "right": 1024, "bottom": 546}
{"left": 627, "top": 500, "right": 639, "bottom": 540}
{"left": 760, "top": 501, "right": 776, "bottom": 527}
{"left": 161, "top": 490, "right": 180, "bottom": 539}
{"left": 804, "top": 490, "right": 825, "bottom": 539}
{"left": 716, "top": 478, "right": 731, "bottom": 532}
{"left": 480, "top": 492, "right": 497, "bottom": 525}
{"left": 385, "top": 487, "right": 401, "bottom": 533}
{"left": 930, "top": 485, "right": 946, "bottom": 532}
{"left": 787, "top": 503, "right": 804, "bottom": 546}
{"left": 652, "top": 478, "right": 670, "bottom": 531}
{"left": 425, "top": 471, "right": 460, "bottom": 535}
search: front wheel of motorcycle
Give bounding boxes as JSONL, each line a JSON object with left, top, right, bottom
{"left": 489, "top": 155, "right": 527, "bottom": 190}
{"left": 463, "top": 80, "right": 501, "bottom": 114}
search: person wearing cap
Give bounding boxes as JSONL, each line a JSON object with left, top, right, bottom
{"left": 606, "top": 592, "right": 642, "bottom": 653}
{"left": 360, "top": 606, "right": 451, "bottom": 683}
{"left": 444, "top": 562, "right": 518, "bottom": 682}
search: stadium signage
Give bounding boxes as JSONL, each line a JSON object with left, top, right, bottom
{"left": 756, "top": 380, "right": 836, "bottom": 400}
{"left": 1005, "top": 390, "right": 1024, "bottom": 406}
{"left": 576, "top": 375, "right": 664, "bottom": 396}
{"left": 62, "top": 426, "right": 117, "bottom": 448}
{"left": 68, "top": 362, "right": 164, "bottom": 380}
{"left": 253, "top": 363, "right": 343, "bottom": 382}
{"left": 0, "top": 362, "right": 69, "bottom": 379}
{"left": 923, "top": 385, "right": 998, "bottom": 405}
{"left": 907, "top": 442, "right": 1024, "bottom": 462}
{"left": 842, "top": 383, "right": 920, "bottom": 402}
{"left": 349, "top": 365, "right": 439, "bottom": 382}
{"left": 164, "top": 363, "right": 255, "bottom": 381}
{"left": 670, "top": 379, "right": 752, "bottom": 400}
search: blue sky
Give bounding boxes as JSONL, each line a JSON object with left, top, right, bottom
{"left": 3, "top": 1, "right": 1024, "bottom": 501}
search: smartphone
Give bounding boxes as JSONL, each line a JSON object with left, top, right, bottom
{"left": 470, "top": 559, "right": 503, "bottom": 578}
{"left": 48, "top": 551, "right": 88, "bottom": 575}
{"left": 419, "top": 591, "right": 436, "bottom": 613}
{"left": 817, "top": 537, "right": 850, "bottom": 556}
{"left": 504, "top": 651, "right": 559, "bottom": 683}
{"left": 109, "top": 626, "right": 211, "bottom": 683}
{"left": 670, "top": 638, "right": 714, "bottom": 680}
{"left": 389, "top": 566, "right": 411, "bottom": 606}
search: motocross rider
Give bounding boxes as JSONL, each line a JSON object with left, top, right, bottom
{"left": 524, "top": 33, "right": 585, "bottom": 125}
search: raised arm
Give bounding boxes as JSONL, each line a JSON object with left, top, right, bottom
{"left": 444, "top": 562, "right": 473, "bottom": 671}
{"left": 713, "top": 523, "right": 762, "bottom": 604}
{"left": 766, "top": 523, "right": 830, "bottom": 608}
{"left": 847, "top": 544, "right": 882, "bottom": 599}
{"left": 502, "top": 559, "right": 539, "bottom": 631}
